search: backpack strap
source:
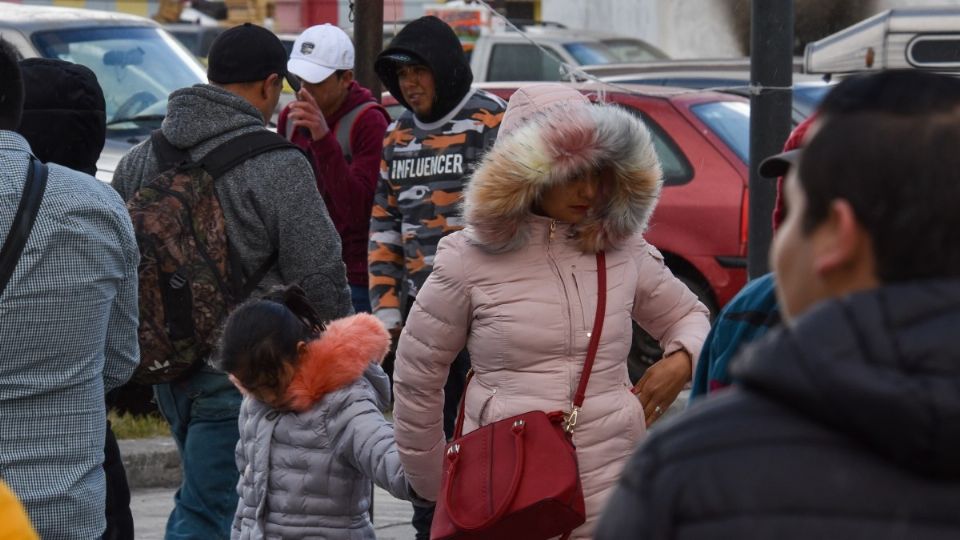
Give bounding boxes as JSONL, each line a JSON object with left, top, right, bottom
{"left": 334, "top": 102, "right": 387, "bottom": 164}
{"left": 150, "top": 130, "right": 191, "bottom": 170}
{"left": 200, "top": 130, "right": 298, "bottom": 179}
{"left": 238, "top": 250, "right": 279, "bottom": 299}
{"left": 0, "top": 158, "right": 49, "bottom": 298}
{"left": 197, "top": 131, "right": 296, "bottom": 299}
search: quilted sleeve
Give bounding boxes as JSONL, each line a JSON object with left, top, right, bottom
{"left": 392, "top": 235, "right": 472, "bottom": 500}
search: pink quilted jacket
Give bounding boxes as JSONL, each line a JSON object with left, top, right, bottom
{"left": 393, "top": 84, "right": 711, "bottom": 538}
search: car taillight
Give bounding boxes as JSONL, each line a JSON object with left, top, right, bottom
{"left": 739, "top": 187, "right": 749, "bottom": 257}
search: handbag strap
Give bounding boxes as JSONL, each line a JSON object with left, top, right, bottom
{"left": 451, "top": 251, "right": 607, "bottom": 438}
{"left": 0, "top": 158, "right": 49, "bottom": 299}
{"left": 563, "top": 250, "right": 607, "bottom": 433}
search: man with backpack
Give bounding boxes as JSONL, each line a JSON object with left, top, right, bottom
{"left": 111, "top": 23, "right": 352, "bottom": 539}
{"left": 278, "top": 23, "right": 390, "bottom": 313}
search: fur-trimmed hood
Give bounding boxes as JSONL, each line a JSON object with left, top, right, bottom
{"left": 463, "top": 84, "right": 663, "bottom": 253}
{"left": 285, "top": 313, "right": 391, "bottom": 412}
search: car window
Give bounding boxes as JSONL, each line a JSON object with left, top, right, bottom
{"left": 792, "top": 84, "right": 831, "bottom": 118}
{"left": 601, "top": 38, "right": 669, "bottom": 62}
{"left": 488, "top": 43, "right": 562, "bottom": 81}
{"left": 614, "top": 104, "right": 693, "bottom": 186}
{"left": 31, "top": 26, "right": 205, "bottom": 127}
{"left": 562, "top": 41, "right": 620, "bottom": 65}
{"left": 690, "top": 101, "right": 750, "bottom": 163}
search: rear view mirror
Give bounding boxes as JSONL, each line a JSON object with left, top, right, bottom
{"left": 103, "top": 47, "right": 145, "bottom": 68}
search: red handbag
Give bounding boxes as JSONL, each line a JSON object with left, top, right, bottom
{"left": 430, "top": 252, "right": 608, "bottom": 540}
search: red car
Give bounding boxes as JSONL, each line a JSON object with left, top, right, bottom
{"left": 383, "top": 83, "right": 750, "bottom": 375}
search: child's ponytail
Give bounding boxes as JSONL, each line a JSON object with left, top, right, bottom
{"left": 264, "top": 285, "right": 326, "bottom": 336}
{"left": 217, "top": 285, "right": 327, "bottom": 398}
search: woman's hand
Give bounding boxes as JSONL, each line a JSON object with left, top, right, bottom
{"left": 632, "top": 349, "right": 692, "bottom": 427}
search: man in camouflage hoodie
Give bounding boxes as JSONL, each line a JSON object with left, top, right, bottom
{"left": 372, "top": 15, "right": 506, "bottom": 538}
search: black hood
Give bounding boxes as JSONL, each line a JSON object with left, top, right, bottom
{"left": 732, "top": 280, "right": 960, "bottom": 478}
{"left": 18, "top": 58, "right": 106, "bottom": 176}
{"left": 375, "top": 16, "right": 473, "bottom": 122}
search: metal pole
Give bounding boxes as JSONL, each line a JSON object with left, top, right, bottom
{"left": 748, "top": 0, "right": 794, "bottom": 278}
{"left": 353, "top": 0, "right": 384, "bottom": 102}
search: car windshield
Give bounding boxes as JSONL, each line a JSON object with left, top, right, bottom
{"left": 602, "top": 38, "right": 669, "bottom": 62}
{"left": 31, "top": 26, "right": 206, "bottom": 130}
{"left": 691, "top": 101, "right": 750, "bottom": 163}
{"left": 562, "top": 41, "right": 621, "bottom": 65}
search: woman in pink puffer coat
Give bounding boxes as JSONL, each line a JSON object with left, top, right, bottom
{"left": 392, "top": 83, "right": 712, "bottom": 538}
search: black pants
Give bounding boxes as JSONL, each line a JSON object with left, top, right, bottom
{"left": 411, "top": 348, "right": 471, "bottom": 539}
{"left": 103, "top": 421, "right": 134, "bottom": 540}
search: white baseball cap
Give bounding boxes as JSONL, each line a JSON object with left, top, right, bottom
{"left": 287, "top": 24, "right": 355, "bottom": 84}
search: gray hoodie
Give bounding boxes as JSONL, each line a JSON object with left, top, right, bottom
{"left": 112, "top": 84, "right": 351, "bottom": 323}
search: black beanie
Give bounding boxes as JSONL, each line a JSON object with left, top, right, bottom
{"left": 18, "top": 58, "right": 106, "bottom": 176}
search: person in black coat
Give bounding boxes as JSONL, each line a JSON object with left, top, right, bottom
{"left": 597, "top": 70, "right": 960, "bottom": 540}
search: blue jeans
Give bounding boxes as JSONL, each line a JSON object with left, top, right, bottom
{"left": 350, "top": 283, "right": 372, "bottom": 313}
{"left": 155, "top": 369, "right": 242, "bottom": 540}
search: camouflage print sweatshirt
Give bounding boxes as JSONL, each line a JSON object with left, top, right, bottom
{"left": 369, "top": 88, "right": 505, "bottom": 330}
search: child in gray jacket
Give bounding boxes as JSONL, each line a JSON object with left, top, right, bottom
{"left": 219, "top": 286, "right": 423, "bottom": 540}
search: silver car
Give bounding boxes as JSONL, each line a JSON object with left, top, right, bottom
{"left": 0, "top": 4, "right": 207, "bottom": 181}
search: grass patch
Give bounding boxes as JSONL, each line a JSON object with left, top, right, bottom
{"left": 108, "top": 411, "right": 170, "bottom": 440}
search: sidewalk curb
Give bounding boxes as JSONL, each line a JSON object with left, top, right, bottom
{"left": 118, "top": 437, "right": 181, "bottom": 490}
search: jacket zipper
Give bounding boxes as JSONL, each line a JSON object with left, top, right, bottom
{"left": 546, "top": 220, "right": 575, "bottom": 360}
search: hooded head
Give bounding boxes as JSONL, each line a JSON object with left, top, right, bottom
{"left": 463, "top": 83, "right": 663, "bottom": 253}
{"left": 375, "top": 16, "right": 472, "bottom": 122}
{"left": 18, "top": 58, "right": 106, "bottom": 176}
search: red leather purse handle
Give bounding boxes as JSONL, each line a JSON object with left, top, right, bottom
{"left": 574, "top": 251, "right": 607, "bottom": 408}
{"left": 452, "top": 252, "right": 607, "bottom": 438}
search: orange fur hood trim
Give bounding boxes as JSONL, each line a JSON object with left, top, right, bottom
{"left": 285, "top": 313, "right": 391, "bottom": 412}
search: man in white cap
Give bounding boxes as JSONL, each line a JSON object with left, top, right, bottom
{"left": 279, "top": 23, "right": 390, "bottom": 313}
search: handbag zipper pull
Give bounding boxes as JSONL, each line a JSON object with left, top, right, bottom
{"left": 563, "top": 406, "right": 579, "bottom": 433}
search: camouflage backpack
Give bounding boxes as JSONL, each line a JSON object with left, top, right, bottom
{"left": 126, "top": 130, "right": 295, "bottom": 384}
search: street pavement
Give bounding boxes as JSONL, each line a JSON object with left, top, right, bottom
{"left": 131, "top": 486, "right": 417, "bottom": 540}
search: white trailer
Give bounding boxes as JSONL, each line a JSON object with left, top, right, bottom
{"left": 805, "top": 6, "right": 960, "bottom": 75}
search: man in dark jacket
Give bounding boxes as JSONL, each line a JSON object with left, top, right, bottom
{"left": 598, "top": 70, "right": 960, "bottom": 539}
{"left": 371, "top": 16, "right": 506, "bottom": 538}
{"left": 112, "top": 24, "right": 351, "bottom": 539}
{"left": 278, "top": 24, "right": 390, "bottom": 313}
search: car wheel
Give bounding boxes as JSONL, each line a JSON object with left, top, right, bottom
{"left": 627, "top": 275, "right": 717, "bottom": 384}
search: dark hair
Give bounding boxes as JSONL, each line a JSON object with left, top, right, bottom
{"left": 0, "top": 39, "right": 24, "bottom": 131}
{"left": 218, "top": 285, "right": 326, "bottom": 392}
{"left": 799, "top": 70, "right": 960, "bottom": 282}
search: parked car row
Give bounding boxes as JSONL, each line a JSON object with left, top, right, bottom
{"left": 1, "top": 4, "right": 818, "bottom": 378}
{"left": 582, "top": 58, "right": 833, "bottom": 124}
